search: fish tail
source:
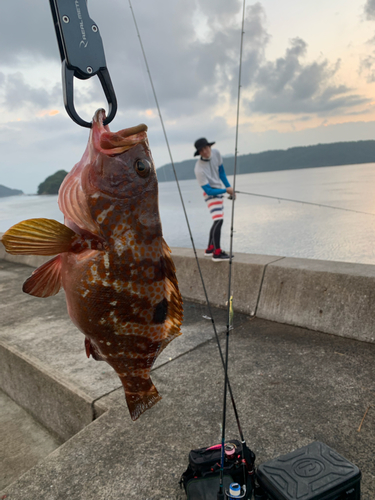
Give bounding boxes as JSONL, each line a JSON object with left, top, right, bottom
{"left": 120, "top": 375, "right": 162, "bottom": 421}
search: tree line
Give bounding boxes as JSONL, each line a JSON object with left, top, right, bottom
{"left": 156, "top": 140, "right": 375, "bottom": 182}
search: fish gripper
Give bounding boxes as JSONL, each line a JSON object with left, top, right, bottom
{"left": 49, "top": 0, "right": 117, "bottom": 128}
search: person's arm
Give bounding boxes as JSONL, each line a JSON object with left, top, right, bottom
{"left": 201, "top": 184, "right": 227, "bottom": 196}
{"left": 218, "top": 164, "right": 230, "bottom": 188}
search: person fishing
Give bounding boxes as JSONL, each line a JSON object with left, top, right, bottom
{"left": 193, "top": 137, "right": 235, "bottom": 261}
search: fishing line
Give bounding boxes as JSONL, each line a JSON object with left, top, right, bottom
{"left": 218, "top": 0, "right": 247, "bottom": 498}
{"left": 235, "top": 190, "right": 375, "bottom": 216}
{"left": 127, "top": 0, "right": 245, "bottom": 440}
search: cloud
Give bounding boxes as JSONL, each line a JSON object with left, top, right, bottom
{"left": 247, "top": 38, "right": 370, "bottom": 115}
{"left": 359, "top": 1, "right": 375, "bottom": 79}
{"left": 0, "top": 1, "right": 368, "bottom": 122}
{"left": 0, "top": 0, "right": 373, "bottom": 194}
{"left": 359, "top": 54, "right": 375, "bottom": 82}
{"left": 364, "top": 0, "right": 375, "bottom": 20}
{"left": 0, "top": 72, "right": 60, "bottom": 111}
{"left": 0, "top": 3, "right": 57, "bottom": 65}
{"left": 77, "top": 1, "right": 270, "bottom": 119}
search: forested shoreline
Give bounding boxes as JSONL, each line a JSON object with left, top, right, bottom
{"left": 156, "top": 140, "right": 375, "bottom": 182}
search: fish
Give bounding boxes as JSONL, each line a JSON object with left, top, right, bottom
{"left": 1, "top": 109, "right": 183, "bottom": 420}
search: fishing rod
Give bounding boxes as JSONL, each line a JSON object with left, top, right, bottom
{"left": 127, "top": 0, "right": 246, "bottom": 442}
{"left": 218, "top": 0, "right": 247, "bottom": 498}
{"left": 235, "top": 190, "right": 375, "bottom": 216}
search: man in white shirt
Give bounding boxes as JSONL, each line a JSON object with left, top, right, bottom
{"left": 194, "top": 137, "right": 235, "bottom": 261}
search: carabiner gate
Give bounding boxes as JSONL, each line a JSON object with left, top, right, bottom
{"left": 49, "top": 0, "right": 117, "bottom": 128}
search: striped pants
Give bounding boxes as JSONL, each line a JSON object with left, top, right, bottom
{"left": 204, "top": 193, "right": 224, "bottom": 250}
{"left": 204, "top": 193, "right": 224, "bottom": 220}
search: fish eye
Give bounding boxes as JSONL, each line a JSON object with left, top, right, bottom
{"left": 134, "top": 159, "right": 151, "bottom": 178}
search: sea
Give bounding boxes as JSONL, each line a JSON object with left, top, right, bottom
{"left": 1, "top": 162, "right": 375, "bottom": 265}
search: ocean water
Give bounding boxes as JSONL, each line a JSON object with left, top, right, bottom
{"left": 1, "top": 163, "right": 375, "bottom": 265}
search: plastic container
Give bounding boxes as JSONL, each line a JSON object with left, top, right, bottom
{"left": 256, "top": 441, "right": 361, "bottom": 500}
{"left": 228, "top": 482, "right": 241, "bottom": 498}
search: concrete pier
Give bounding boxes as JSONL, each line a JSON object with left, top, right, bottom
{"left": 0, "top": 248, "right": 374, "bottom": 499}
{"left": 3, "top": 242, "right": 374, "bottom": 343}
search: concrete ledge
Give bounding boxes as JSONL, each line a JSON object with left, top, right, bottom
{"left": 0, "top": 341, "right": 105, "bottom": 441}
{"left": 171, "top": 247, "right": 282, "bottom": 316}
{"left": 1, "top": 317, "right": 374, "bottom": 499}
{"left": 1, "top": 237, "right": 374, "bottom": 343}
{"left": 0, "top": 259, "right": 374, "bottom": 497}
{"left": 257, "top": 257, "right": 375, "bottom": 343}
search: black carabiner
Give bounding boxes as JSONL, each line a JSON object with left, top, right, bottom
{"left": 49, "top": 0, "right": 117, "bottom": 128}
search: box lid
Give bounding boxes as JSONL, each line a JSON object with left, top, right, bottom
{"left": 256, "top": 441, "right": 360, "bottom": 500}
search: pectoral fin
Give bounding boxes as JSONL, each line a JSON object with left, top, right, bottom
{"left": 23, "top": 255, "right": 62, "bottom": 297}
{"left": 1, "top": 218, "right": 78, "bottom": 256}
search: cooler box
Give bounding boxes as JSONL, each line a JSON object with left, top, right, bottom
{"left": 256, "top": 441, "right": 361, "bottom": 500}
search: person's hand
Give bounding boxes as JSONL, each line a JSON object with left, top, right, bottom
{"left": 226, "top": 187, "right": 236, "bottom": 199}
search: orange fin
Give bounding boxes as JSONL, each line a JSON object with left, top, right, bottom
{"left": 1, "top": 218, "right": 78, "bottom": 256}
{"left": 85, "top": 337, "right": 105, "bottom": 361}
{"left": 121, "top": 376, "right": 161, "bottom": 421}
{"left": 58, "top": 174, "right": 100, "bottom": 236}
{"left": 23, "top": 255, "right": 62, "bottom": 297}
{"left": 159, "top": 238, "right": 183, "bottom": 350}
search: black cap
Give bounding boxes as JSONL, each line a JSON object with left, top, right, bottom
{"left": 194, "top": 137, "right": 215, "bottom": 156}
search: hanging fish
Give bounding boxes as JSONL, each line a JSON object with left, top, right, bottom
{"left": 1, "top": 109, "right": 183, "bottom": 420}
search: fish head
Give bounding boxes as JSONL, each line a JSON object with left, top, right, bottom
{"left": 87, "top": 110, "right": 157, "bottom": 202}
{"left": 59, "top": 109, "right": 161, "bottom": 240}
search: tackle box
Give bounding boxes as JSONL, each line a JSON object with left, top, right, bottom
{"left": 256, "top": 441, "right": 361, "bottom": 500}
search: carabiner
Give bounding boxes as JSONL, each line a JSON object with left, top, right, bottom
{"left": 49, "top": 0, "right": 117, "bottom": 128}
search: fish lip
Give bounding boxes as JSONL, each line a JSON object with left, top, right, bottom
{"left": 93, "top": 109, "right": 106, "bottom": 125}
{"left": 91, "top": 109, "right": 110, "bottom": 155}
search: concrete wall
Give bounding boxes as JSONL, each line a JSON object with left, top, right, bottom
{"left": 171, "top": 248, "right": 375, "bottom": 344}
{"left": 1, "top": 235, "right": 374, "bottom": 343}
{"left": 0, "top": 341, "right": 98, "bottom": 441}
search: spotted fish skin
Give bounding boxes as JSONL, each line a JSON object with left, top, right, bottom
{"left": 1, "top": 110, "right": 183, "bottom": 421}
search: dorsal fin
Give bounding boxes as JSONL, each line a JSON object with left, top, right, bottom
{"left": 153, "top": 240, "right": 184, "bottom": 356}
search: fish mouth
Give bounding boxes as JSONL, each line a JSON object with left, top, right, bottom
{"left": 93, "top": 108, "right": 107, "bottom": 125}
{"left": 92, "top": 109, "right": 148, "bottom": 156}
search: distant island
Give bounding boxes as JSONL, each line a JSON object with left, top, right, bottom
{"left": 37, "top": 170, "right": 69, "bottom": 195}
{"left": 0, "top": 184, "right": 23, "bottom": 198}
{"left": 156, "top": 140, "right": 375, "bottom": 182}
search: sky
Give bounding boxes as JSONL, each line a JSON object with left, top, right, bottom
{"left": 1, "top": 0, "right": 375, "bottom": 193}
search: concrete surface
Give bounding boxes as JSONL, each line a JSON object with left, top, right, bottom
{"left": 0, "top": 389, "right": 62, "bottom": 490}
{"left": 0, "top": 341, "right": 101, "bottom": 441}
{"left": 171, "top": 247, "right": 283, "bottom": 316}
{"left": 0, "top": 261, "right": 245, "bottom": 439}
{"left": 2, "top": 237, "right": 375, "bottom": 343}
{"left": 257, "top": 257, "right": 375, "bottom": 343}
{"left": 0, "top": 259, "right": 374, "bottom": 499}
{"left": 0, "top": 261, "right": 111, "bottom": 440}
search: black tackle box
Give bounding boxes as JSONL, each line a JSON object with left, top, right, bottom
{"left": 256, "top": 441, "right": 361, "bottom": 500}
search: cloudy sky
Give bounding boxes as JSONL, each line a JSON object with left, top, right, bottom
{"left": 1, "top": 0, "right": 375, "bottom": 193}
